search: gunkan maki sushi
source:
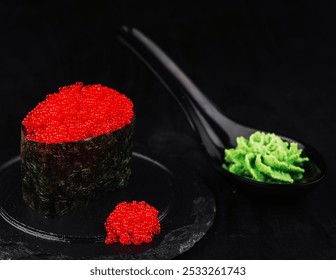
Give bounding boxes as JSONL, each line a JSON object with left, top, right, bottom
{"left": 21, "top": 82, "right": 135, "bottom": 217}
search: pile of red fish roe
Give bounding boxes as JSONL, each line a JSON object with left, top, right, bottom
{"left": 105, "top": 201, "right": 161, "bottom": 245}
{"left": 22, "top": 82, "right": 134, "bottom": 143}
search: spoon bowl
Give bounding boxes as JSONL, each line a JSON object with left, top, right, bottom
{"left": 217, "top": 143, "right": 324, "bottom": 195}
{"left": 119, "top": 26, "right": 326, "bottom": 194}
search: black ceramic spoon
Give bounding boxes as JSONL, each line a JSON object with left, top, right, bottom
{"left": 119, "top": 26, "right": 325, "bottom": 194}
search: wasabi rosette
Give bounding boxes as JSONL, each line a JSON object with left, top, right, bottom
{"left": 223, "top": 131, "right": 309, "bottom": 184}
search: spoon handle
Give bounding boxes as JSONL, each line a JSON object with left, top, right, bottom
{"left": 119, "top": 26, "right": 235, "bottom": 162}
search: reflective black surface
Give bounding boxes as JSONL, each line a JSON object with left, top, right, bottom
{"left": 0, "top": 147, "right": 216, "bottom": 259}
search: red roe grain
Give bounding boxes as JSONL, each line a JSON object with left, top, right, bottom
{"left": 22, "top": 82, "right": 134, "bottom": 143}
{"left": 105, "top": 201, "right": 161, "bottom": 245}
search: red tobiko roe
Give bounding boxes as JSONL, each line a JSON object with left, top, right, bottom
{"left": 105, "top": 201, "right": 161, "bottom": 246}
{"left": 22, "top": 82, "right": 134, "bottom": 143}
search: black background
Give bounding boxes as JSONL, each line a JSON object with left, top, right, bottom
{"left": 1, "top": 0, "right": 336, "bottom": 259}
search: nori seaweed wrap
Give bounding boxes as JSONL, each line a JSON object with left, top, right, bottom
{"left": 21, "top": 82, "right": 135, "bottom": 217}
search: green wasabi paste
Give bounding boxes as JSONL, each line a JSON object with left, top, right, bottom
{"left": 222, "top": 131, "right": 309, "bottom": 183}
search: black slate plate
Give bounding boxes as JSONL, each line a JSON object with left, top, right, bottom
{"left": 0, "top": 147, "right": 216, "bottom": 259}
